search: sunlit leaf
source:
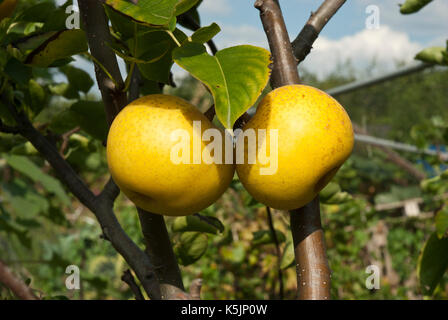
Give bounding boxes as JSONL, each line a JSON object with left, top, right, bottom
{"left": 173, "top": 43, "right": 271, "bottom": 128}
{"left": 176, "top": 232, "right": 208, "bottom": 266}
{"left": 417, "top": 233, "right": 448, "bottom": 296}
{"left": 3, "top": 155, "right": 71, "bottom": 205}
{"left": 400, "top": 0, "right": 433, "bottom": 14}
{"left": 172, "top": 215, "right": 224, "bottom": 234}
{"left": 25, "top": 29, "right": 88, "bottom": 67}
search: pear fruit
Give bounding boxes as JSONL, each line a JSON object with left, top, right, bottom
{"left": 0, "top": 0, "right": 17, "bottom": 21}
{"left": 236, "top": 85, "right": 354, "bottom": 210}
{"left": 107, "top": 94, "right": 235, "bottom": 216}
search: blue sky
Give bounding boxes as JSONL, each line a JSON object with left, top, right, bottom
{"left": 61, "top": 0, "right": 448, "bottom": 82}
{"left": 194, "top": 0, "right": 448, "bottom": 78}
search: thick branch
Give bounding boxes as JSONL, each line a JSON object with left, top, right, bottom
{"left": 1, "top": 97, "right": 161, "bottom": 299}
{"left": 79, "top": 0, "right": 127, "bottom": 124}
{"left": 290, "top": 198, "right": 331, "bottom": 299}
{"left": 79, "top": 0, "right": 188, "bottom": 299}
{"left": 255, "top": 0, "right": 332, "bottom": 300}
{"left": 137, "top": 209, "right": 185, "bottom": 299}
{"left": 0, "top": 260, "right": 38, "bottom": 300}
{"left": 255, "top": 0, "right": 300, "bottom": 86}
{"left": 291, "top": 0, "right": 346, "bottom": 64}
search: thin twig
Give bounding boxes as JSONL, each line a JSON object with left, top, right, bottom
{"left": 266, "top": 207, "right": 284, "bottom": 300}
{"left": 121, "top": 270, "right": 145, "bottom": 300}
{"left": 0, "top": 119, "right": 20, "bottom": 134}
{"left": 0, "top": 260, "right": 38, "bottom": 300}
{"left": 291, "top": 0, "right": 346, "bottom": 64}
{"left": 59, "top": 126, "right": 80, "bottom": 156}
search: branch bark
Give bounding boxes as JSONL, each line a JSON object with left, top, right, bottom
{"left": 289, "top": 198, "right": 331, "bottom": 299}
{"left": 255, "top": 0, "right": 300, "bottom": 87}
{"left": 79, "top": 0, "right": 189, "bottom": 299}
{"left": 291, "top": 0, "right": 346, "bottom": 64}
{"left": 255, "top": 0, "right": 335, "bottom": 300}
{"left": 137, "top": 209, "right": 185, "bottom": 299}
{"left": 121, "top": 269, "right": 145, "bottom": 300}
{"left": 1, "top": 96, "right": 162, "bottom": 299}
{"left": 0, "top": 260, "right": 38, "bottom": 300}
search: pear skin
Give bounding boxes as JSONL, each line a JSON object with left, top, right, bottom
{"left": 107, "top": 94, "right": 235, "bottom": 216}
{"left": 236, "top": 85, "right": 354, "bottom": 210}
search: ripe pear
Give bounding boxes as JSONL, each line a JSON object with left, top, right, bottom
{"left": 107, "top": 94, "right": 235, "bottom": 216}
{"left": 0, "top": 0, "right": 17, "bottom": 21}
{"left": 236, "top": 85, "right": 354, "bottom": 210}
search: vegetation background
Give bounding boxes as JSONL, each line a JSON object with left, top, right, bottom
{"left": 1, "top": 0, "right": 447, "bottom": 300}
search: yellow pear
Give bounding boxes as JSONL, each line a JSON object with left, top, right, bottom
{"left": 0, "top": 0, "right": 17, "bottom": 21}
{"left": 107, "top": 94, "right": 235, "bottom": 216}
{"left": 236, "top": 84, "right": 354, "bottom": 210}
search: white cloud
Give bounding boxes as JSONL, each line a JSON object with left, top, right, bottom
{"left": 357, "top": 0, "right": 448, "bottom": 45}
{"left": 301, "top": 25, "right": 423, "bottom": 79}
{"left": 200, "top": 0, "right": 232, "bottom": 16}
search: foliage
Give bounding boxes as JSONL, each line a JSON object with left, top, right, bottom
{"left": 0, "top": 0, "right": 447, "bottom": 300}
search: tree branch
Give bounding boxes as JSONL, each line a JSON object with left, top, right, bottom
{"left": 266, "top": 207, "right": 284, "bottom": 300}
{"left": 291, "top": 0, "right": 346, "bottom": 64}
{"left": 78, "top": 0, "right": 191, "bottom": 300}
{"left": 79, "top": 0, "right": 127, "bottom": 125}
{"left": 0, "top": 260, "right": 38, "bottom": 300}
{"left": 137, "top": 209, "right": 185, "bottom": 299}
{"left": 121, "top": 269, "right": 144, "bottom": 300}
{"left": 255, "top": 0, "right": 334, "bottom": 300}
{"left": 1, "top": 97, "right": 162, "bottom": 299}
{"left": 290, "top": 198, "right": 331, "bottom": 299}
{"left": 255, "top": 0, "right": 300, "bottom": 86}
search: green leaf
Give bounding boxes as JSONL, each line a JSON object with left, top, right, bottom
{"left": 319, "top": 182, "right": 341, "bottom": 202}
{"left": 0, "top": 205, "right": 31, "bottom": 248}
{"left": 324, "top": 191, "right": 352, "bottom": 204}
{"left": 176, "top": 232, "right": 208, "bottom": 266}
{"left": 280, "top": 240, "right": 295, "bottom": 270}
{"left": 252, "top": 229, "right": 286, "bottom": 246}
{"left": 3, "top": 154, "right": 71, "bottom": 206}
{"left": 4, "top": 57, "right": 32, "bottom": 85}
{"left": 60, "top": 65, "right": 94, "bottom": 94}
{"left": 1, "top": 178, "right": 49, "bottom": 217}
{"left": 28, "top": 79, "right": 46, "bottom": 113}
{"left": 25, "top": 29, "right": 88, "bottom": 67}
{"left": 131, "top": 29, "right": 187, "bottom": 83}
{"left": 177, "top": 3, "right": 201, "bottom": 31}
{"left": 435, "top": 206, "right": 448, "bottom": 239}
{"left": 105, "top": 5, "right": 136, "bottom": 40}
{"left": 191, "top": 23, "right": 220, "bottom": 44}
{"left": 417, "top": 233, "right": 448, "bottom": 296}
{"left": 104, "top": 0, "right": 178, "bottom": 27}
{"left": 400, "top": 0, "right": 433, "bottom": 14}
{"left": 48, "top": 108, "right": 79, "bottom": 134}
{"left": 70, "top": 101, "right": 108, "bottom": 141}
{"left": 219, "top": 241, "right": 245, "bottom": 264}
{"left": 415, "top": 46, "right": 448, "bottom": 65}
{"left": 11, "top": 31, "right": 57, "bottom": 55}
{"left": 175, "top": 0, "right": 200, "bottom": 16}
{"left": 173, "top": 42, "right": 271, "bottom": 128}
{"left": 172, "top": 215, "right": 224, "bottom": 234}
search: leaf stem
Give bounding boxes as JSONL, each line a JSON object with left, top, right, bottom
{"left": 167, "top": 30, "right": 181, "bottom": 47}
